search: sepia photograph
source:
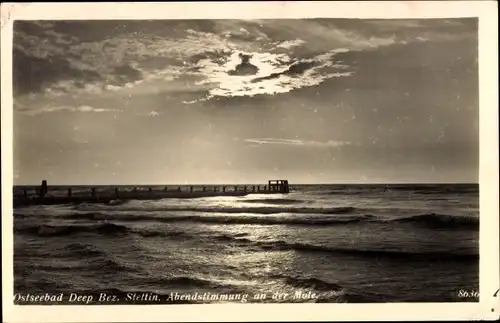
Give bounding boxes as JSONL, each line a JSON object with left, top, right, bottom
{"left": 2, "top": 1, "right": 498, "bottom": 322}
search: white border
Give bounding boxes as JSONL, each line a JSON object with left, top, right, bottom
{"left": 1, "top": 1, "right": 498, "bottom": 322}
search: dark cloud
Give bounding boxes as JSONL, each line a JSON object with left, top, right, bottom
{"left": 111, "top": 65, "right": 143, "bottom": 85}
{"left": 13, "top": 22, "right": 152, "bottom": 97}
{"left": 189, "top": 50, "right": 232, "bottom": 65}
{"left": 13, "top": 18, "right": 476, "bottom": 99}
{"left": 13, "top": 49, "right": 101, "bottom": 96}
{"left": 303, "top": 18, "right": 477, "bottom": 42}
{"left": 251, "top": 60, "right": 317, "bottom": 83}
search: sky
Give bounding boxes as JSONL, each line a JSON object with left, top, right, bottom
{"left": 12, "top": 19, "right": 478, "bottom": 185}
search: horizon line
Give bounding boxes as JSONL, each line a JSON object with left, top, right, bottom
{"left": 12, "top": 182, "right": 480, "bottom": 187}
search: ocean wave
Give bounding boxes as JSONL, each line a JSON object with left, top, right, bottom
{"left": 135, "top": 230, "right": 249, "bottom": 245}
{"left": 14, "top": 210, "right": 478, "bottom": 232}
{"left": 14, "top": 222, "right": 129, "bottom": 237}
{"left": 67, "top": 242, "right": 141, "bottom": 273}
{"left": 312, "top": 184, "right": 478, "bottom": 196}
{"left": 24, "top": 241, "right": 141, "bottom": 274}
{"left": 13, "top": 221, "right": 478, "bottom": 263}
{"left": 211, "top": 232, "right": 251, "bottom": 243}
{"left": 394, "top": 213, "right": 479, "bottom": 229}
{"left": 14, "top": 220, "right": 250, "bottom": 241}
{"left": 108, "top": 199, "right": 127, "bottom": 206}
{"left": 325, "top": 190, "right": 366, "bottom": 196}
{"left": 14, "top": 276, "right": 74, "bottom": 294}
{"left": 55, "top": 212, "right": 370, "bottom": 226}
{"left": 139, "top": 276, "right": 225, "bottom": 289}
{"left": 73, "top": 204, "right": 357, "bottom": 215}
{"left": 65, "top": 242, "right": 109, "bottom": 258}
{"left": 187, "top": 213, "right": 366, "bottom": 225}
{"left": 243, "top": 198, "right": 306, "bottom": 205}
{"left": 136, "top": 228, "right": 188, "bottom": 238}
{"left": 271, "top": 274, "right": 342, "bottom": 292}
{"left": 387, "top": 184, "right": 478, "bottom": 194}
{"left": 255, "top": 240, "right": 478, "bottom": 262}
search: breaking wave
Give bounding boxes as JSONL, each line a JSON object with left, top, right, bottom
{"left": 243, "top": 198, "right": 306, "bottom": 205}
{"left": 254, "top": 240, "right": 478, "bottom": 262}
{"left": 73, "top": 204, "right": 357, "bottom": 215}
{"left": 270, "top": 274, "right": 343, "bottom": 292}
{"left": 17, "top": 212, "right": 373, "bottom": 228}
{"left": 394, "top": 213, "right": 479, "bottom": 229}
{"left": 14, "top": 222, "right": 129, "bottom": 237}
{"left": 14, "top": 210, "right": 477, "bottom": 230}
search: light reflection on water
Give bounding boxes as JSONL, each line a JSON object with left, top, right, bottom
{"left": 13, "top": 184, "right": 479, "bottom": 302}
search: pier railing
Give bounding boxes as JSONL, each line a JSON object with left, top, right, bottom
{"left": 14, "top": 184, "right": 288, "bottom": 198}
{"left": 13, "top": 180, "right": 291, "bottom": 206}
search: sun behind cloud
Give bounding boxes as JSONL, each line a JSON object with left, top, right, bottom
{"left": 190, "top": 48, "right": 353, "bottom": 101}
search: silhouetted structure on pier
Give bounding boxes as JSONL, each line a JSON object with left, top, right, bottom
{"left": 268, "top": 180, "right": 289, "bottom": 193}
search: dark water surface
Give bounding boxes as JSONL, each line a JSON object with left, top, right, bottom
{"left": 13, "top": 184, "right": 479, "bottom": 303}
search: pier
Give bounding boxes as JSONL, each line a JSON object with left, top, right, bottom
{"left": 13, "top": 180, "right": 290, "bottom": 207}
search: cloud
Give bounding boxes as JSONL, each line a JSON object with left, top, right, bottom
{"left": 191, "top": 48, "right": 353, "bottom": 101}
{"left": 13, "top": 19, "right": 476, "bottom": 106}
{"left": 14, "top": 21, "right": 246, "bottom": 99}
{"left": 244, "top": 138, "right": 350, "bottom": 147}
{"left": 363, "top": 20, "right": 425, "bottom": 29}
{"left": 136, "top": 110, "right": 161, "bottom": 117}
{"left": 274, "top": 39, "right": 306, "bottom": 49}
{"left": 19, "top": 105, "right": 121, "bottom": 116}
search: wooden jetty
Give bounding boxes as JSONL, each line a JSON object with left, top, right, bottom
{"left": 13, "top": 180, "right": 290, "bottom": 207}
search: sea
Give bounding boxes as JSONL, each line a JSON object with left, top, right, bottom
{"left": 13, "top": 184, "right": 479, "bottom": 303}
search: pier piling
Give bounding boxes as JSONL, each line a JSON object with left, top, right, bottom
{"left": 40, "top": 180, "right": 48, "bottom": 198}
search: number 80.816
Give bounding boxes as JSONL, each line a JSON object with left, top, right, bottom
{"left": 458, "top": 289, "right": 479, "bottom": 298}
